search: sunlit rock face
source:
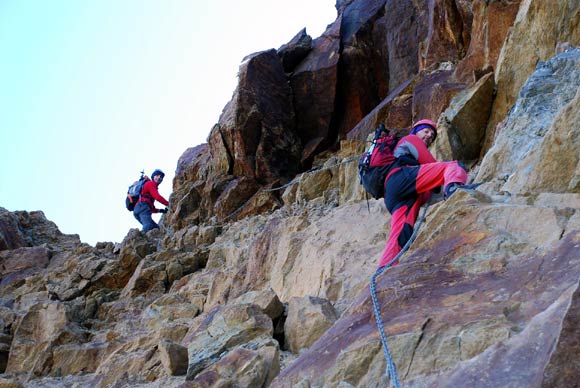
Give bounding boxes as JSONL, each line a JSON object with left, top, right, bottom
{"left": 1, "top": 1, "right": 579, "bottom": 387}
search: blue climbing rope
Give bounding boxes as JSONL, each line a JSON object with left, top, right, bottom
{"left": 370, "top": 202, "right": 431, "bottom": 388}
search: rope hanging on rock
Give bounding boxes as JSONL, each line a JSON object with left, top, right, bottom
{"left": 369, "top": 202, "right": 431, "bottom": 388}
{"left": 263, "top": 155, "right": 359, "bottom": 193}
{"left": 220, "top": 156, "right": 359, "bottom": 223}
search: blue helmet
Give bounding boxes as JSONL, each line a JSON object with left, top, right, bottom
{"left": 151, "top": 169, "right": 165, "bottom": 179}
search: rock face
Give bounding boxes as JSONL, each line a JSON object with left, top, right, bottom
{"left": 1, "top": 1, "right": 580, "bottom": 387}
{"left": 477, "top": 48, "right": 580, "bottom": 194}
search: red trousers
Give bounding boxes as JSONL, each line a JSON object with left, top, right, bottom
{"left": 378, "top": 161, "right": 467, "bottom": 268}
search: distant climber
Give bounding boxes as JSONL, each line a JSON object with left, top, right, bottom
{"left": 379, "top": 119, "right": 477, "bottom": 268}
{"left": 133, "top": 169, "right": 169, "bottom": 232}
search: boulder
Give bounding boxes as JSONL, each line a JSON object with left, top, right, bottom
{"left": 334, "top": 0, "right": 391, "bottom": 137}
{"left": 485, "top": 0, "right": 580, "bottom": 152}
{"left": 141, "top": 294, "right": 201, "bottom": 332}
{"left": 296, "top": 169, "right": 333, "bottom": 203}
{"left": 169, "top": 144, "right": 211, "bottom": 230}
{"left": 231, "top": 287, "right": 285, "bottom": 321}
{"left": 186, "top": 346, "right": 275, "bottom": 388}
{"left": 217, "top": 49, "right": 301, "bottom": 183}
{"left": 477, "top": 48, "right": 580, "bottom": 194}
{"left": 291, "top": 19, "right": 341, "bottom": 149}
{"left": 159, "top": 339, "right": 188, "bottom": 376}
{"left": 454, "top": 0, "right": 521, "bottom": 83}
{"left": 284, "top": 295, "right": 338, "bottom": 353}
{"left": 121, "top": 259, "right": 167, "bottom": 299}
{"left": 433, "top": 72, "right": 495, "bottom": 161}
{"left": 6, "top": 301, "right": 87, "bottom": 377}
{"left": 50, "top": 342, "right": 111, "bottom": 376}
{"left": 277, "top": 28, "right": 313, "bottom": 73}
{"left": 90, "top": 229, "right": 157, "bottom": 291}
{"left": 412, "top": 68, "right": 466, "bottom": 124}
{"left": 337, "top": 140, "right": 365, "bottom": 204}
{"left": 0, "top": 208, "right": 26, "bottom": 251}
{"left": 0, "top": 378, "right": 24, "bottom": 388}
{"left": 183, "top": 304, "right": 273, "bottom": 380}
{"left": 347, "top": 79, "right": 416, "bottom": 142}
{"left": 0, "top": 246, "right": 50, "bottom": 287}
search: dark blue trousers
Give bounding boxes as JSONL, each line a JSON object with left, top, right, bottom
{"left": 133, "top": 202, "right": 159, "bottom": 232}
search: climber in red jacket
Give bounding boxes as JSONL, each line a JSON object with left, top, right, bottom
{"left": 133, "top": 169, "right": 169, "bottom": 232}
{"left": 378, "top": 119, "right": 474, "bottom": 268}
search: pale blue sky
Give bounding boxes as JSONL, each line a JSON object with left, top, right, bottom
{"left": 0, "top": 1, "right": 336, "bottom": 245}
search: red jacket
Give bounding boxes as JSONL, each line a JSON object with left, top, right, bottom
{"left": 139, "top": 180, "right": 169, "bottom": 212}
{"left": 393, "top": 134, "right": 437, "bottom": 165}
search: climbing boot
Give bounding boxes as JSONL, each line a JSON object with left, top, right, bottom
{"left": 445, "top": 182, "right": 482, "bottom": 199}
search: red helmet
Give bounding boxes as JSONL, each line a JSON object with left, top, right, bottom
{"left": 411, "top": 119, "right": 437, "bottom": 139}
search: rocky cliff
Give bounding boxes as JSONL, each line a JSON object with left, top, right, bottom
{"left": 1, "top": 0, "right": 580, "bottom": 387}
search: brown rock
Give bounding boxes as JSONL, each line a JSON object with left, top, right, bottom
{"left": 218, "top": 49, "right": 301, "bottom": 183}
{"left": 120, "top": 259, "right": 166, "bottom": 299}
{"left": 337, "top": 140, "right": 366, "bottom": 204}
{"left": 384, "top": 94, "right": 413, "bottom": 130}
{"left": 0, "top": 246, "right": 50, "bottom": 286}
{"left": 213, "top": 176, "right": 260, "bottom": 223}
{"left": 50, "top": 342, "right": 110, "bottom": 375}
{"left": 6, "top": 301, "right": 87, "bottom": 376}
{"left": 93, "top": 342, "right": 160, "bottom": 387}
{"left": 0, "top": 208, "right": 26, "bottom": 251}
{"left": 278, "top": 28, "right": 313, "bottom": 73}
{"left": 169, "top": 144, "right": 211, "bottom": 230}
{"left": 259, "top": 345, "right": 281, "bottom": 386}
{"left": 174, "top": 144, "right": 210, "bottom": 186}
{"left": 296, "top": 169, "right": 333, "bottom": 202}
{"left": 188, "top": 347, "right": 270, "bottom": 388}
{"left": 412, "top": 68, "right": 466, "bottom": 124}
{"left": 203, "top": 269, "right": 246, "bottom": 311}
{"left": 301, "top": 136, "right": 325, "bottom": 167}
{"left": 284, "top": 296, "right": 338, "bottom": 353}
{"left": 166, "top": 261, "right": 184, "bottom": 285}
{"left": 476, "top": 48, "right": 580, "bottom": 194}
{"left": 542, "top": 274, "right": 580, "bottom": 387}
{"left": 230, "top": 187, "right": 282, "bottom": 222}
{"left": 159, "top": 339, "right": 188, "bottom": 376}
{"left": 183, "top": 304, "right": 273, "bottom": 380}
{"left": 3, "top": 2, "right": 580, "bottom": 387}
{"left": 271, "top": 189, "right": 580, "bottom": 387}
{"left": 0, "top": 378, "right": 24, "bottom": 388}
{"left": 422, "top": 0, "right": 470, "bottom": 69}
{"left": 142, "top": 294, "right": 200, "bottom": 331}
{"left": 454, "top": 0, "right": 521, "bottom": 83}
{"left": 381, "top": 1, "right": 429, "bottom": 91}
{"left": 15, "top": 211, "right": 80, "bottom": 249}
{"left": 291, "top": 19, "right": 341, "bottom": 147}
{"left": 484, "top": 0, "right": 580, "bottom": 153}
{"left": 347, "top": 78, "right": 416, "bottom": 142}
{"left": 281, "top": 181, "right": 299, "bottom": 207}
{"left": 91, "top": 229, "right": 157, "bottom": 290}
{"left": 433, "top": 72, "right": 494, "bottom": 161}
{"left": 170, "top": 270, "right": 215, "bottom": 312}
{"left": 0, "top": 209, "right": 81, "bottom": 252}
{"left": 232, "top": 288, "right": 285, "bottom": 321}
{"left": 335, "top": 1, "right": 391, "bottom": 138}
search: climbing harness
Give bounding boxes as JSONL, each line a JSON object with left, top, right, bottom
{"left": 369, "top": 201, "right": 431, "bottom": 388}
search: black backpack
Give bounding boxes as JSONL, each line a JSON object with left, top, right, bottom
{"left": 358, "top": 124, "right": 400, "bottom": 199}
{"left": 125, "top": 172, "right": 149, "bottom": 211}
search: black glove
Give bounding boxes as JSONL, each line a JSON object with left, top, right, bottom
{"left": 159, "top": 208, "right": 168, "bottom": 214}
